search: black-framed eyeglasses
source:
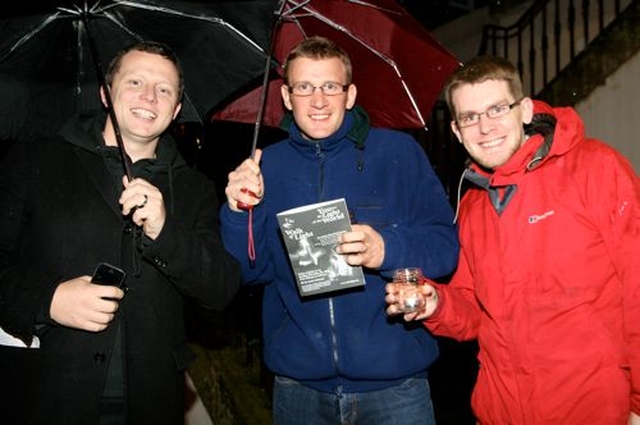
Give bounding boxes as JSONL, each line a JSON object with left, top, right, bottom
{"left": 455, "top": 98, "right": 523, "bottom": 128}
{"left": 288, "top": 81, "right": 349, "bottom": 97}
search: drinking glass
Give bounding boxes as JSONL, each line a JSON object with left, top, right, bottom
{"left": 393, "top": 267, "right": 426, "bottom": 313}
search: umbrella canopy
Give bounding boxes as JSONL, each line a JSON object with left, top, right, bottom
{"left": 211, "top": 0, "right": 461, "bottom": 131}
{"left": 0, "top": 0, "right": 275, "bottom": 142}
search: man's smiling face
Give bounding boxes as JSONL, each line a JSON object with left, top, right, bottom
{"left": 105, "top": 50, "right": 182, "bottom": 145}
{"left": 450, "top": 79, "right": 533, "bottom": 169}
{"left": 281, "top": 56, "right": 357, "bottom": 141}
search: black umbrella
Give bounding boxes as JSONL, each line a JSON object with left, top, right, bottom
{"left": 0, "top": 0, "right": 276, "bottom": 150}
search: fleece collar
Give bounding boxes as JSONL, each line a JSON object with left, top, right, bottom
{"left": 281, "top": 104, "right": 371, "bottom": 154}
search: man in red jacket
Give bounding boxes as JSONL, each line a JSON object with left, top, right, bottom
{"left": 386, "top": 55, "right": 640, "bottom": 424}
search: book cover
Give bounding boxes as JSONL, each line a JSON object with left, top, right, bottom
{"left": 277, "top": 198, "right": 365, "bottom": 296}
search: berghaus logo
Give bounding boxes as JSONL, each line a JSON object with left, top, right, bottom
{"left": 528, "top": 210, "right": 555, "bottom": 224}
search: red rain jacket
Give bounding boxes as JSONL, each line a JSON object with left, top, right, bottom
{"left": 425, "top": 101, "right": 640, "bottom": 424}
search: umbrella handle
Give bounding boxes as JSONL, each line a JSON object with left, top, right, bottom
{"left": 237, "top": 188, "right": 257, "bottom": 211}
{"left": 237, "top": 188, "right": 257, "bottom": 264}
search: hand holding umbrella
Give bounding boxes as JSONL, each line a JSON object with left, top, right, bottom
{"left": 120, "top": 176, "right": 166, "bottom": 240}
{"left": 226, "top": 149, "right": 264, "bottom": 212}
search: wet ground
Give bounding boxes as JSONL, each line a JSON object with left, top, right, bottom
{"left": 187, "top": 294, "right": 479, "bottom": 424}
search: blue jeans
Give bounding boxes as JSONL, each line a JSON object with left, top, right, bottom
{"left": 273, "top": 375, "right": 436, "bottom": 425}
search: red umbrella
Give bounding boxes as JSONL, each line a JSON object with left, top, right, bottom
{"left": 213, "top": 0, "right": 460, "bottom": 262}
{"left": 211, "top": 0, "right": 460, "bottom": 132}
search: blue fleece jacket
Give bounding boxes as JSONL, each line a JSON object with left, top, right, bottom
{"left": 221, "top": 107, "right": 459, "bottom": 393}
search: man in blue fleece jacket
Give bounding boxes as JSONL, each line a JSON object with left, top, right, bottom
{"left": 221, "top": 36, "right": 459, "bottom": 424}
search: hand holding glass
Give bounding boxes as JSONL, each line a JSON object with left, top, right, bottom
{"left": 392, "top": 267, "right": 426, "bottom": 313}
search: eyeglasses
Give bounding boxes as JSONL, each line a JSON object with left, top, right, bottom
{"left": 455, "top": 99, "right": 523, "bottom": 128}
{"left": 288, "top": 81, "right": 349, "bottom": 97}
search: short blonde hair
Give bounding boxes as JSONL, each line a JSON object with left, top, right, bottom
{"left": 283, "top": 36, "right": 353, "bottom": 85}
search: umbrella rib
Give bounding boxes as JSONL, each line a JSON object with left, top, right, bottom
{"left": 0, "top": 12, "right": 62, "bottom": 62}
{"left": 288, "top": 1, "right": 394, "bottom": 66}
{"left": 281, "top": 0, "right": 311, "bottom": 17}
{"left": 399, "top": 77, "right": 427, "bottom": 128}
{"left": 98, "top": 10, "right": 143, "bottom": 40}
{"left": 111, "top": 1, "right": 266, "bottom": 54}
{"left": 345, "top": 0, "right": 403, "bottom": 16}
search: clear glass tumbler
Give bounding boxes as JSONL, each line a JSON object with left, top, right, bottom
{"left": 393, "top": 267, "right": 426, "bottom": 313}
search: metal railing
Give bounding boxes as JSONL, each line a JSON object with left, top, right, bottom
{"left": 416, "top": 0, "right": 636, "bottom": 202}
{"left": 479, "top": 0, "right": 632, "bottom": 96}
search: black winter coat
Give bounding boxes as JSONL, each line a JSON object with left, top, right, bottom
{"left": 0, "top": 115, "right": 240, "bottom": 424}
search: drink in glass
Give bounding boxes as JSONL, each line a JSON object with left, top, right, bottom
{"left": 393, "top": 267, "right": 426, "bottom": 313}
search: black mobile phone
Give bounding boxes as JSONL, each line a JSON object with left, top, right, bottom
{"left": 91, "top": 262, "right": 127, "bottom": 290}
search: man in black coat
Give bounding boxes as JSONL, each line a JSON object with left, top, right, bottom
{"left": 0, "top": 41, "right": 241, "bottom": 424}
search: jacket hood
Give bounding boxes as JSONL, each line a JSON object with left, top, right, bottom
{"left": 458, "top": 100, "right": 586, "bottom": 216}
{"left": 59, "top": 113, "right": 187, "bottom": 217}
{"left": 60, "top": 113, "right": 187, "bottom": 172}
